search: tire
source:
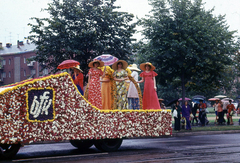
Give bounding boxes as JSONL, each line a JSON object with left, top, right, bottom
{"left": 94, "top": 138, "right": 123, "bottom": 152}
{"left": 0, "top": 144, "right": 21, "bottom": 160}
{"left": 70, "top": 140, "right": 94, "bottom": 150}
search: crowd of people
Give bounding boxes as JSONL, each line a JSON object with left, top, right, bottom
{"left": 70, "top": 59, "right": 161, "bottom": 110}
{"left": 172, "top": 99, "right": 236, "bottom": 131}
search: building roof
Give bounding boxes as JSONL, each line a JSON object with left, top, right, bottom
{"left": 0, "top": 43, "right": 37, "bottom": 56}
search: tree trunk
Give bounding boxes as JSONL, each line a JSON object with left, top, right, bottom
{"left": 181, "top": 72, "right": 185, "bottom": 107}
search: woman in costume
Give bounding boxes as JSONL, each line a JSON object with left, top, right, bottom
{"left": 127, "top": 64, "right": 140, "bottom": 110}
{"left": 100, "top": 66, "right": 114, "bottom": 110}
{"left": 112, "top": 60, "right": 129, "bottom": 110}
{"left": 88, "top": 59, "right": 105, "bottom": 109}
{"left": 138, "top": 62, "right": 161, "bottom": 110}
{"left": 71, "top": 65, "right": 84, "bottom": 95}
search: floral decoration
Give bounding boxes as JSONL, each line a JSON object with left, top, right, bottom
{"left": 0, "top": 72, "right": 172, "bottom": 145}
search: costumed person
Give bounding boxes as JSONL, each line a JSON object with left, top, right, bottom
{"left": 159, "top": 99, "right": 166, "bottom": 109}
{"left": 88, "top": 59, "right": 105, "bottom": 109}
{"left": 182, "top": 101, "right": 192, "bottom": 130}
{"left": 71, "top": 65, "right": 84, "bottom": 95}
{"left": 127, "top": 64, "right": 141, "bottom": 110}
{"left": 138, "top": 62, "right": 161, "bottom": 110}
{"left": 227, "top": 100, "right": 235, "bottom": 125}
{"left": 99, "top": 66, "right": 114, "bottom": 110}
{"left": 112, "top": 60, "right": 129, "bottom": 110}
{"left": 172, "top": 101, "right": 182, "bottom": 131}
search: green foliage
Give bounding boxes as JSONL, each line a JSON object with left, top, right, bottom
{"left": 138, "top": 0, "right": 240, "bottom": 101}
{"left": 28, "top": 0, "right": 136, "bottom": 74}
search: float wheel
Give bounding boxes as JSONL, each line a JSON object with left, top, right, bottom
{"left": 94, "top": 138, "right": 123, "bottom": 152}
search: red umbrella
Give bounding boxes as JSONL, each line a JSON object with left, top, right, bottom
{"left": 57, "top": 59, "right": 80, "bottom": 69}
{"left": 208, "top": 98, "right": 220, "bottom": 101}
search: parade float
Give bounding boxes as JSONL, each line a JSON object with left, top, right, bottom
{"left": 0, "top": 72, "right": 172, "bottom": 159}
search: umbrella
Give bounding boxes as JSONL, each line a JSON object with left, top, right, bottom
{"left": 178, "top": 97, "right": 191, "bottom": 101}
{"left": 166, "top": 98, "right": 179, "bottom": 107}
{"left": 94, "top": 54, "right": 118, "bottom": 66}
{"left": 221, "top": 98, "right": 234, "bottom": 102}
{"left": 208, "top": 98, "right": 220, "bottom": 101}
{"left": 57, "top": 59, "right": 80, "bottom": 69}
{"left": 236, "top": 95, "right": 240, "bottom": 99}
{"left": 214, "top": 95, "right": 227, "bottom": 99}
{"left": 192, "top": 95, "right": 206, "bottom": 100}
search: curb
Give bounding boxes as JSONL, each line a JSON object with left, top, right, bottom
{"left": 172, "top": 130, "right": 240, "bottom": 137}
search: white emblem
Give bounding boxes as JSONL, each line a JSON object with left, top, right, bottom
{"left": 30, "top": 91, "right": 53, "bottom": 118}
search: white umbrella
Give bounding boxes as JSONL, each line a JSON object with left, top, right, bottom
{"left": 221, "top": 98, "right": 234, "bottom": 102}
{"left": 214, "top": 95, "right": 227, "bottom": 99}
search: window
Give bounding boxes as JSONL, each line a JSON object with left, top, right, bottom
{"left": 9, "top": 71, "right": 11, "bottom": 78}
{"left": 43, "top": 69, "right": 48, "bottom": 75}
{"left": 31, "top": 69, "right": 36, "bottom": 75}
{"left": 2, "top": 72, "right": 6, "bottom": 78}
{"left": 9, "top": 59, "right": 11, "bottom": 65}
{"left": 2, "top": 60, "right": 6, "bottom": 65}
{"left": 24, "top": 57, "right": 26, "bottom": 64}
{"left": 24, "top": 70, "right": 26, "bottom": 77}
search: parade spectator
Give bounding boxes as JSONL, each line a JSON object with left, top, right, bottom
{"left": 182, "top": 101, "right": 192, "bottom": 130}
{"left": 217, "top": 101, "right": 224, "bottom": 125}
{"left": 213, "top": 100, "right": 219, "bottom": 125}
{"left": 227, "top": 100, "right": 235, "bottom": 125}
{"left": 199, "top": 100, "right": 206, "bottom": 126}
{"left": 192, "top": 103, "right": 199, "bottom": 125}
{"left": 222, "top": 101, "right": 229, "bottom": 124}
{"left": 172, "top": 101, "right": 182, "bottom": 131}
{"left": 159, "top": 99, "right": 166, "bottom": 109}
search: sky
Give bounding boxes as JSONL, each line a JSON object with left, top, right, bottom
{"left": 0, "top": 0, "right": 240, "bottom": 46}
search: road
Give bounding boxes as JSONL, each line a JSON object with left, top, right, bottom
{"left": 4, "top": 133, "right": 240, "bottom": 163}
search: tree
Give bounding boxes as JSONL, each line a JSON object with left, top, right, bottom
{"left": 138, "top": 0, "right": 240, "bottom": 103}
{"left": 28, "top": 0, "right": 136, "bottom": 75}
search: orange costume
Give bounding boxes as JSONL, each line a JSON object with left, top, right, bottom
{"left": 88, "top": 68, "right": 103, "bottom": 109}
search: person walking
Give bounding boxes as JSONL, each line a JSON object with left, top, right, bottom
{"left": 127, "top": 64, "right": 140, "bottom": 110}
{"left": 172, "top": 101, "right": 182, "bottom": 131}
{"left": 227, "top": 100, "right": 235, "bottom": 125}
{"left": 138, "top": 62, "right": 161, "bottom": 110}
{"left": 182, "top": 101, "right": 192, "bottom": 130}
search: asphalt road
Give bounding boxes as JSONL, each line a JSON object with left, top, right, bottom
{"left": 4, "top": 133, "right": 240, "bottom": 163}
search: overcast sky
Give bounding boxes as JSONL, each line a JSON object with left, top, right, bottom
{"left": 0, "top": 0, "right": 240, "bottom": 46}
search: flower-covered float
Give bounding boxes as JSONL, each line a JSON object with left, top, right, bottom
{"left": 0, "top": 72, "right": 172, "bottom": 159}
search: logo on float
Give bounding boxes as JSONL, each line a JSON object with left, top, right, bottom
{"left": 26, "top": 88, "right": 55, "bottom": 122}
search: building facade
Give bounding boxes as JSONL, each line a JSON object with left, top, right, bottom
{"left": 0, "top": 41, "right": 49, "bottom": 86}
